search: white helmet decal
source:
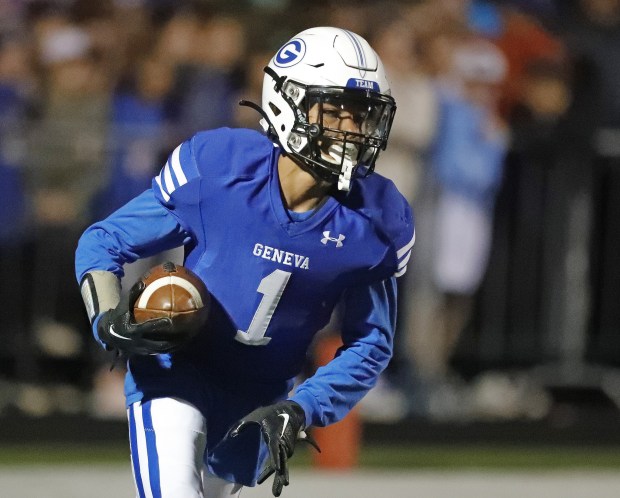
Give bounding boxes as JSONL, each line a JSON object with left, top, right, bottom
{"left": 274, "top": 38, "right": 306, "bottom": 68}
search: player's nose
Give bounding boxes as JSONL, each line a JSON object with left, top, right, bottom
{"left": 337, "top": 115, "right": 359, "bottom": 133}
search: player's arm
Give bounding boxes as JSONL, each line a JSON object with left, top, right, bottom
{"left": 286, "top": 184, "right": 414, "bottom": 427}
{"left": 226, "top": 400, "right": 319, "bottom": 497}
{"left": 76, "top": 189, "right": 192, "bottom": 351}
{"left": 224, "top": 282, "right": 397, "bottom": 497}
{"left": 76, "top": 136, "right": 203, "bottom": 351}
{"left": 288, "top": 192, "right": 414, "bottom": 427}
{"left": 289, "top": 276, "right": 397, "bottom": 427}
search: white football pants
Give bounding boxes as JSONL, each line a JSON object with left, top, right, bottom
{"left": 128, "top": 398, "right": 243, "bottom": 498}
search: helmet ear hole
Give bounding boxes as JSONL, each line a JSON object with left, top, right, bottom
{"left": 269, "top": 102, "right": 281, "bottom": 116}
{"left": 281, "top": 124, "right": 286, "bottom": 131}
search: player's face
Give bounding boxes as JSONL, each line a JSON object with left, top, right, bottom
{"left": 296, "top": 87, "right": 396, "bottom": 188}
{"left": 306, "top": 102, "right": 362, "bottom": 180}
{"left": 307, "top": 102, "right": 363, "bottom": 134}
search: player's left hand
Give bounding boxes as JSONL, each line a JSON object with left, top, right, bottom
{"left": 96, "top": 279, "right": 175, "bottom": 355}
{"left": 226, "top": 400, "right": 320, "bottom": 497}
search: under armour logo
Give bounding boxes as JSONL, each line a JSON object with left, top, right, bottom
{"left": 321, "top": 231, "right": 345, "bottom": 247}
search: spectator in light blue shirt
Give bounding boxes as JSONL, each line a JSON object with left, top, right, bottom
{"left": 413, "top": 37, "right": 509, "bottom": 411}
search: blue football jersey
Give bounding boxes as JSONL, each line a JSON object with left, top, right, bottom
{"left": 76, "top": 127, "right": 414, "bottom": 427}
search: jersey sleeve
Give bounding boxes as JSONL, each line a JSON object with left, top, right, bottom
{"left": 289, "top": 276, "right": 397, "bottom": 427}
{"left": 392, "top": 203, "right": 415, "bottom": 278}
{"left": 151, "top": 130, "right": 256, "bottom": 239}
{"left": 77, "top": 128, "right": 252, "bottom": 282}
{"left": 385, "top": 182, "right": 416, "bottom": 278}
{"left": 75, "top": 189, "right": 192, "bottom": 282}
{"left": 152, "top": 139, "right": 200, "bottom": 206}
{"left": 76, "top": 135, "right": 204, "bottom": 283}
{"left": 362, "top": 176, "right": 416, "bottom": 280}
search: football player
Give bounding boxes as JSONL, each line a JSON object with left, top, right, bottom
{"left": 76, "top": 27, "right": 414, "bottom": 498}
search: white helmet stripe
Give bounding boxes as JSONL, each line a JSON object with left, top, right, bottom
{"left": 342, "top": 29, "right": 366, "bottom": 68}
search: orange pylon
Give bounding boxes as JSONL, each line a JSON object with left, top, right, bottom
{"left": 311, "top": 334, "right": 361, "bottom": 469}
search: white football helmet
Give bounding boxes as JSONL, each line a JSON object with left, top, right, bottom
{"left": 258, "top": 27, "right": 396, "bottom": 191}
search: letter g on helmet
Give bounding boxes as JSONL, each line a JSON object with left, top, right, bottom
{"left": 274, "top": 38, "right": 306, "bottom": 67}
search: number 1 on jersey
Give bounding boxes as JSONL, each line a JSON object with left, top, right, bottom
{"left": 235, "top": 269, "right": 291, "bottom": 346}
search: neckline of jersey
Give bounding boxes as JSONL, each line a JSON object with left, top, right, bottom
{"left": 268, "top": 146, "right": 339, "bottom": 237}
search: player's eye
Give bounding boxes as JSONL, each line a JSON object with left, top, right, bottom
{"left": 353, "top": 112, "right": 368, "bottom": 127}
{"left": 322, "top": 108, "right": 341, "bottom": 123}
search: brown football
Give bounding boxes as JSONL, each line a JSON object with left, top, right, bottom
{"left": 133, "top": 262, "right": 209, "bottom": 338}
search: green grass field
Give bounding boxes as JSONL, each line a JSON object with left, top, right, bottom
{"left": 0, "top": 443, "right": 618, "bottom": 498}
{"left": 2, "top": 443, "right": 619, "bottom": 470}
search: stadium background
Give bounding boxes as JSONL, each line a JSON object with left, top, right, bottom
{"left": 0, "top": 0, "right": 619, "bottom": 496}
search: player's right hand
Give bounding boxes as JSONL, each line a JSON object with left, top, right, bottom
{"left": 226, "top": 400, "right": 320, "bottom": 497}
{"left": 96, "top": 280, "right": 175, "bottom": 355}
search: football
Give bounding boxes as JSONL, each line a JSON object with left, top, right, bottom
{"left": 133, "top": 262, "right": 209, "bottom": 339}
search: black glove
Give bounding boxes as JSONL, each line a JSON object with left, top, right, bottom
{"left": 96, "top": 280, "right": 176, "bottom": 355}
{"left": 227, "top": 400, "right": 320, "bottom": 497}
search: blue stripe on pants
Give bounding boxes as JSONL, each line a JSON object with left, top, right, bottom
{"left": 129, "top": 405, "right": 146, "bottom": 498}
{"left": 142, "top": 401, "right": 162, "bottom": 498}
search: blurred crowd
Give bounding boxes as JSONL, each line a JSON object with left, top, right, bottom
{"left": 0, "top": 0, "right": 619, "bottom": 423}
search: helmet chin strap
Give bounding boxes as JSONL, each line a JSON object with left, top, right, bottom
{"left": 237, "top": 99, "right": 340, "bottom": 189}
{"left": 264, "top": 65, "right": 286, "bottom": 92}
{"left": 244, "top": 67, "right": 360, "bottom": 192}
{"left": 326, "top": 143, "right": 356, "bottom": 192}
{"left": 239, "top": 67, "right": 297, "bottom": 152}
{"left": 338, "top": 160, "right": 353, "bottom": 191}
{"left": 238, "top": 99, "right": 286, "bottom": 150}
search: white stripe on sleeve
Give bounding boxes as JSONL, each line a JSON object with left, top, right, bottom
{"left": 163, "top": 162, "right": 175, "bottom": 194}
{"left": 396, "top": 249, "right": 411, "bottom": 271}
{"left": 396, "top": 230, "right": 416, "bottom": 260}
{"left": 170, "top": 145, "right": 187, "bottom": 186}
{"left": 155, "top": 175, "right": 171, "bottom": 202}
{"left": 394, "top": 265, "right": 407, "bottom": 278}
